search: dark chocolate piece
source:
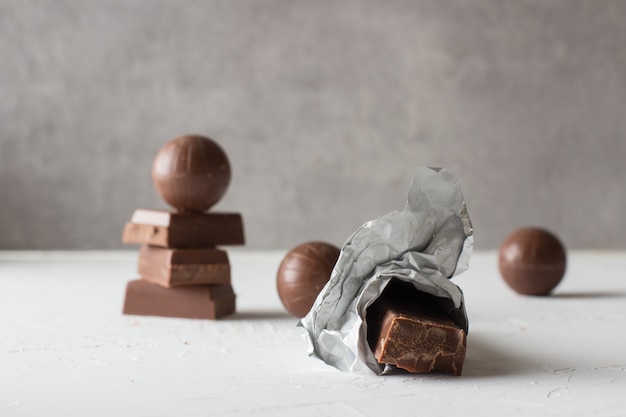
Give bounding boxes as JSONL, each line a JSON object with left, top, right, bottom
{"left": 367, "top": 281, "right": 466, "bottom": 375}
{"left": 138, "top": 245, "right": 230, "bottom": 287}
{"left": 123, "top": 280, "right": 236, "bottom": 319}
{"left": 152, "top": 135, "right": 231, "bottom": 212}
{"left": 276, "top": 241, "right": 340, "bottom": 318}
{"left": 122, "top": 209, "right": 245, "bottom": 248}
{"left": 499, "top": 227, "right": 566, "bottom": 295}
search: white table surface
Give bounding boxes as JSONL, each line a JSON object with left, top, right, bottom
{"left": 1, "top": 250, "right": 624, "bottom": 416}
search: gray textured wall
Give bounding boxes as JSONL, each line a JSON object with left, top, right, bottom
{"left": 1, "top": 0, "right": 625, "bottom": 250}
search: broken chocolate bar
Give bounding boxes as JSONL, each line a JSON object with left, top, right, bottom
{"left": 138, "top": 245, "right": 231, "bottom": 287}
{"left": 367, "top": 281, "right": 466, "bottom": 375}
{"left": 123, "top": 280, "right": 236, "bottom": 319}
{"left": 122, "top": 209, "right": 244, "bottom": 248}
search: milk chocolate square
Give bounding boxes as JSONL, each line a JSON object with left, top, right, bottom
{"left": 138, "top": 245, "right": 231, "bottom": 287}
{"left": 123, "top": 280, "right": 236, "bottom": 319}
{"left": 122, "top": 209, "right": 244, "bottom": 248}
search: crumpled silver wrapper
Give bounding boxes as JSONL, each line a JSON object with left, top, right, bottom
{"left": 298, "top": 167, "right": 473, "bottom": 374}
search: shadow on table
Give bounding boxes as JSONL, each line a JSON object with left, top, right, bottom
{"left": 552, "top": 291, "right": 626, "bottom": 299}
{"left": 229, "top": 310, "right": 293, "bottom": 321}
{"left": 462, "top": 334, "right": 538, "bottom": 378}
{"left": 369, "top": 333, "right": 541, "bottom": 379}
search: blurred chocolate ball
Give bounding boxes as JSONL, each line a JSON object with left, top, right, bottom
{"left": 277, "top": 241, "right": 341, "bottom": 318}
{"left": 152, "top": 135, "right": 231, "bottom": 212}
{"left": 498, "top": 227, "right": 566, "bottom": 295}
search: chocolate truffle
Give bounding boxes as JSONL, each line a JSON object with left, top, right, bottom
{"left": 152, "top": 135, "right": 231, "bottom": 212}
{"left": 498, "top": 227, "right": 566, "bottom": 295}
{"left": 276, "top": 241, "right": 341, "bottom": 318}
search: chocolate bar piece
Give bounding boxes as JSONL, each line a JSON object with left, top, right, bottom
{"left": 138, "top": 245, "right": 231, "bottom": 287}
{"left": 123, "top": 280, "right": 236, "bottom": 319}
{"left": 367, "top": 281, "right": 466, "bottom": 375}
{"left": 122, "top": 209, "right": 244, "bottom": 248}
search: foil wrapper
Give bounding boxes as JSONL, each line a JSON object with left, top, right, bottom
{"left": 298, "top": 167, "right": 473, "bottom": 374}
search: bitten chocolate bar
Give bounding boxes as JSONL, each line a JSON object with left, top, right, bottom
{"left": 138, "top": 245, "right": 231, "bottom": 287}
{"left": 123, "top": 280, "right": 236, "bottom": 319}
{"left": 122, "top": 209, "right": 245, "bottom": 248}
{"left": 367, "top": 281, "right": 466, "bottom": 375}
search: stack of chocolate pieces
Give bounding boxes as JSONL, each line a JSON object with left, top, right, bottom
{"left": 121, "top": 135, "right": 244, "bottom": 319}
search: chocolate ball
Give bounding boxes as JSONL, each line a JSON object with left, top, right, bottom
{"left": 276, "top": 241, "right": 341, "bottom": 318}
{"left": 498, "top": 227, "right": 567, "bottom": 295}
{"left": 152, "top": 135, "right": 231, "bottom": 212}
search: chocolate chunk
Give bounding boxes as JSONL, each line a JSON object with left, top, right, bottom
{"left": 138, "top": 245, "right": 230, "bottom": 287}
{"left": 122, "top": 209, "right": 244, "bottom": 248}
{"left": 123, "top": 280, "right": 236, "bottom": 319}
{"left": 367, "top": 281, "right": 466, "bottom": 375}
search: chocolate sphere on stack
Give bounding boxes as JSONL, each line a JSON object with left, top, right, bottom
{"left": 498, "top": 227, "right": 566, "bottom": 296}
{"left": 152, "top": 135, "right": 231, "bottom": 212}
{"left": 276, "top": 241, "right": 341, "bottom": 317}
{"left": 122, "top": 135, "right": 245, "bottom": 319}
